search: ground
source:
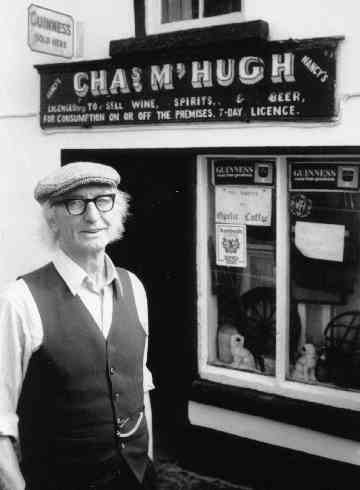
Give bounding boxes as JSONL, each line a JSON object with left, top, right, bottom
{"left": 155, "top": 460, "right": 250, "bottom": 490}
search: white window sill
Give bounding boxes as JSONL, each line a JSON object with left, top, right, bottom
{"left": 199, "top": 363, "right": 360, "bottom": 412}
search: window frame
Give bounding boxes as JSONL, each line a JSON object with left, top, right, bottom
{"left": 196, "top": 154, "right": 360, "bottom": 413}
{"left": 145, "top": 0, "right": 245, "bottom": 35}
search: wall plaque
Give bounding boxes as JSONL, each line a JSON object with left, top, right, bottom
{"left": 28, "top": 4, "right": 74, "bottom": 59}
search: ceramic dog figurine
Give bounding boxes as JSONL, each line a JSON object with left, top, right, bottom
{"left": 292, "top": 343, "right": 318, "bottom": 382}
{"left": 230, "top": 334, "right": 256, "bottom": 370}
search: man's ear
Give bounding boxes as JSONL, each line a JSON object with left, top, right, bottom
{"left": 46, "top": 207, "right": 59, "bottom": 233}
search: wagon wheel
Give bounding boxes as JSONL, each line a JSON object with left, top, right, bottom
{"left": 240, "top": 287, "right": 276, "bottom": 364}
{"left": 317, "top": 311, "right": 360, "bottom": 386}
{"left": 239, "top": 287, "right": 301, "bottom": 371}
{"left": 324, "top": 311, "right": 360, "bottom": 351}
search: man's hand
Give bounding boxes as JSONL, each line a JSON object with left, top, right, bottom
{"left": 0, "top": 436, "right": 25, "bottom": 490}
{"left": 144, "top": 392, "right": 153, "bottom": 460}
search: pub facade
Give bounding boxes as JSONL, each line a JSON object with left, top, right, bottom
{"left": 1, "top": 1, "right": 360, "bottom": 488}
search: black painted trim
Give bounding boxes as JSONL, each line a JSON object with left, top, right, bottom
{"left": 183, "top": 424, "right": 360, "bottom": 487}
{"left": 62, "top": 146, "right": 360, "bottom": 159}
{"left": 134, "top": 0, "right": 146, "bottom": 38}
{"left": 35, "top": 34, "right": 343, "bottom": 72}
{"left": 191, "top": 379, "right": 360, "bottom": 442}
{"left": 109, "top": 20, "right": 269, "bottom": 58}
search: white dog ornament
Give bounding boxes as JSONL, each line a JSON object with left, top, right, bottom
{"left": 292, "top": 343, "right": 317, "bottom": 382}
{"left": 230, "top": 334, "right": 256, "bottom": 370}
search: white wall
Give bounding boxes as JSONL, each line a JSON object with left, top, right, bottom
{"left": 1, "top": 1, "right": 360, "bottom": 284}
{"left": 248, "top": 0, "right": 349, "bottom": 40}
{"left": 0, "top": 0, "right": 135, "bottom": 283}
{"left": 247, "top": 0, "right": 360, "bottom": 98}
{"left": 0, "top": 0, "right": 135, "bottom": 114}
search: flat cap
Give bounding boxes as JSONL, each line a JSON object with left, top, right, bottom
{"left": 34, "top": 162, "right": 121, "bottom": 203}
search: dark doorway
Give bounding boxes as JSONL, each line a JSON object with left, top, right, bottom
{"left": 62, "top": 149, "right": 197, "bottom": 460}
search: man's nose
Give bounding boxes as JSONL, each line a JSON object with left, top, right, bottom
{"left": 84, "top": 201, "right": 101, "bottom": 220}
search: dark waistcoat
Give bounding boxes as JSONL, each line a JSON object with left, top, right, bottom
{"left": 18, "top": 263, "right": 148, "bottom": 486}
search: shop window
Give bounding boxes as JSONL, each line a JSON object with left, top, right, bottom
{"left": 288, "top": 159, "right": 360, "bottom": 393}
{"left": 162, "top": 0, "right": 198, "bottom": 22}
{"left": 204, "top": 0, "right": 242, "bottom": 18}
{"left": 199, "top": 157, "right": 278, "bottom": 377}
{"left": 197, "top": 156, "right": 360, "bottom": 410}
{"left": 146, "top": 0, "right": 243, "bottom": 34}
{"left": 162, "top": 0, "right": 241, "bottom": 23}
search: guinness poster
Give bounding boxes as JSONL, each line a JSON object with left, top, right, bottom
{"left": 290, "top": 161, "right": 360, "bottom": 190}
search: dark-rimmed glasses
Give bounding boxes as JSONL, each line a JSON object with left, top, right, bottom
{"left": 54, "top": 194, "right": 116, "bottom": 216}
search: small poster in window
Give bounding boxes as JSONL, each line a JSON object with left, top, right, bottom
{"left": 215, "top": 186, "right": 272, "bottom": 226}
{"left": 216, "top": 224, "right": 247, "bottom": 268}
{"left": 295, "top": 221, "right": 345, "bottom": 262}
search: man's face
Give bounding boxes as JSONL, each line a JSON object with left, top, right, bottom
{"left": 51, "top": 185, "right": 118, "bottom": 258}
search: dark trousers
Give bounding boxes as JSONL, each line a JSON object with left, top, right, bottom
{"left": 25, "top": 458, "right": 157, "bottom": 490}
{"left": 86, "top": 458, "right": 157, "bottom": 490}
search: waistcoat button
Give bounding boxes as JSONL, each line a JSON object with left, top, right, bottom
{"left": 110, "top": 367, "right": 115, "bottom": 375}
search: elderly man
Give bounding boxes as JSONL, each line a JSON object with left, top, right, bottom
{"left": 0, "top": 162, "right": 156, "bottom": 490}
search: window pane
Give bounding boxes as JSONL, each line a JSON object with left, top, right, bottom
{"left": 206, "top": 159, "right": 277, "bottom": 377}
{"left": 162, "top": 0, "right": 199, "bottom": 23}
{"left": 288, "top": 160, "right": 360, "bottom": 392}
{"left": 204, "top": 0, "right": 241, "bottom": 17}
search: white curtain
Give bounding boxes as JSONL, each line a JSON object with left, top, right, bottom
{"left": 162, "top": 0, "right": 195, "bottom": 22}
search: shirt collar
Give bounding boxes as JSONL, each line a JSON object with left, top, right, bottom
{"left": 53, "top": 248, "right": 119, "bottom": 296}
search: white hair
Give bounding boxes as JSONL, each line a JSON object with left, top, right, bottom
{"left": 40, "top": 189, "right": 131, "bottom": 249}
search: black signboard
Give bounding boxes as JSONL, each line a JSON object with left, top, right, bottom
{"left": 36, "top": 37, "right": 340, "bottom": 129}
{"left": 213, "top": 159, "right": 274, "bottom": 185}
{"left": 290, "top": 161, "right": 360, "bottom": 190}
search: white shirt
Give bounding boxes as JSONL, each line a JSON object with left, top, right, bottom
{"left": 0, "top": 249, "right": 154, "bottom": 441}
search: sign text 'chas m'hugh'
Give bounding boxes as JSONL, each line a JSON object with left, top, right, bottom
{"left": 38, "top": 39, "right": 338, "bottom": 127}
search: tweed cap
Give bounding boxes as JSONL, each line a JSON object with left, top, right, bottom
{"left": 34, "top": 162, "right": 121, "bottom": 203}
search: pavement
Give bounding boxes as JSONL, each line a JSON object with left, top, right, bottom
{"left": 152, "top": 400, "right": 252, "bottom": 489}
{"left": 155, "top": 460, "right": 252, "bottom": 490}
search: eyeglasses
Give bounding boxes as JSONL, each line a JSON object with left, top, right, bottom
{"left": 55, "top": 194, "right": 116, "bottom": 216}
